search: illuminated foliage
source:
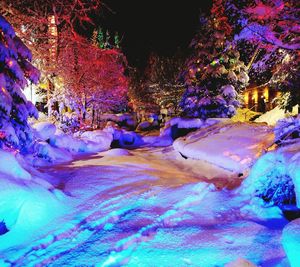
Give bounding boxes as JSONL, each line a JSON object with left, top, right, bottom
{"left": 180, "top": 16, "right": 249, "bottom": 119}
{"left": 0, "top": 15, "right": 40, "bottom": 149}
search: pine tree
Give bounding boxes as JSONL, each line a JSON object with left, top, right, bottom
{"left": 114, "top": 32, "right": 120, "bottom": 49}
{"left": 180, "top": 16, "right": 249, "bottom": 119}
{"left": 97, "top": 27, "right": 105, "bottom": 49}
{"left": 0, "top": 15, "right": 40, "bottom": 150}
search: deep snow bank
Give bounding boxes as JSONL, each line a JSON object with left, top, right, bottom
{"left": 30, "top": 122, "right": 114, "bottom": 166}
{"left": 282, "top": 218, "right": 300, "bottom": 267}
{"left": 173, "top": 121, "right": 274, "bottom": 174}
{"left": 0, "top": 149, "right": 67, "bottom": 249}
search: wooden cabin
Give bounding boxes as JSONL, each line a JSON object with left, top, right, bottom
{"left": 243, "top": 85, "right": 281, "bottom": 113}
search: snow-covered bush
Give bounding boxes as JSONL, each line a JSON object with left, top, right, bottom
{"left": 241, "top": 143, "right": 300, "bottom": 209}
{"left": 59, "top": 112, "right": 80, "bottom": 133}
{"left": 274, "top": 115, "right": 300, "bottom": 144}
{"left": 0, "top": 15, "right": 40, "bottom": 150}
{"left": 255, "top": 171, "right": 295, "bottom": 206}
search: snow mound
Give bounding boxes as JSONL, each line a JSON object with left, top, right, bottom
{"left": 174, "top": 121, "right": 274, "bottom": 174}
{"left": 33, "top": 141, "right": 73, "bottom": 163}
{"left": 0, "top": 174, "right": 66, "bottom": 249}
{"left": 100, "top": 148, "right": 132, "bottom": 157}
{"left": 81, "top": 129, "right": 113, "bottom": 152}
{"left": 32, "top": 122, "right": 56, "bottom": 141}
{"left": 50, "top": 131, "right": 87, "bottom": 153}
{"left": 161, "top": 117, "right": 221, "bottom": 140}
{"left": 255, "top": 105, "right": 298, "bottom": 126}
{"left": 282, "top": 218, "right": 300, "bottom": 267}
{"left": 0, "top": 150, "right": 31, "bottom": 180}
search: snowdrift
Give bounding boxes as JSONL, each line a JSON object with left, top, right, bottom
{"left": 173, "top": 121, "right": 274, "bottom": 174}
{"left": 0, "top": 150, "right": 67, "bottom": 249}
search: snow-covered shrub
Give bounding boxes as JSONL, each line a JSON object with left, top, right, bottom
{"left": 59, "top": 112, "right": 80, "bottom": 133}
{"left": 255, "top": 171, "right": 296, "bottom": 206}
{"left": 241, "top": 144, "right": 300, "bottom": 209}
{"left": 274, "top": 115, "right": 300, "bottom": 144}
{"left": 0, "top": 15, "right": 40, "bottom": 150}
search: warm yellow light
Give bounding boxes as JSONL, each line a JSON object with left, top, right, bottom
{"left": 263, "top": 87, "right": 269, "bottom": 101}
{"left": 253, "top": 90, "right": 258, "bottom": 103}
{"left": 244, "top": 92, "right": 249, "bottom": 104}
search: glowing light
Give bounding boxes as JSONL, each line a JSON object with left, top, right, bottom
{"left": 244, "top": 92, "right": 249, "bottom": 105}
{"left": 263, "top": 87, "right": 269, "bottom": 101}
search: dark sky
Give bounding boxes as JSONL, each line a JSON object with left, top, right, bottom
{"left": 98, "top": 0, "right": 212, "bottom": 68}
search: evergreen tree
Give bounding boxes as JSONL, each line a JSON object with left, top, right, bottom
{"left": 0, "top": 15, "right": 40, "bottom": 149}
{"left": 97, "top": 27, "right": 105, "bottom": 49}
{"left": 180, "top": 16, "right": 249, "bottom": 119}
{"left": 114, "top": 32, "right": 120, "bottom": 49}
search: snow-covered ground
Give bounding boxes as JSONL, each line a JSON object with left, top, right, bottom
{"left": 1, "top": 119, "right": 299, "bottom": 266}
{"left": 0, "top": 146, "right": 292, "bottom": 267}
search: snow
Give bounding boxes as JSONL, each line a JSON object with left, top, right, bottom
{"left": 1, "top": 119, "right": 297, "bottom": 266}
{"left": 100, "top": 148, "right": 132, "bottom": 157}
{"left": 241, "top": 142, "right": 300, "bottom": 208}
{"left": 0, "top": 150, "right": 31, "bottom": 180}
{"left": 225, "top": 258, "right": 257, "bottom": 267}
{"left": 255, "top": 105, "right": 298, "bottom": 126}
{"left": 0, "top": 149, "right": 68, "bottom": 251}
{"left": 173, "top": 121, "right": 274, "bottom": 174}
{"left": 282, "top": 218, "right": 300, "bottom": 267}
{"left": 32, "top": 122, "right": 57, "bottom": 141}
{"left": 0, "top": 143, "right": 291, "bottom": 266}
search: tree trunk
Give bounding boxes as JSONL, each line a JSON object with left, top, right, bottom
{"left": 247, "top": 46, "right": 260, "bottom": 70}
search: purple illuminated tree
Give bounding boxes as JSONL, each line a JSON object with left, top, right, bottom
{"left": 226, "top": 0, "right": 300, "bottom": 111}
{"left": 0, "top": 15, "right": 40, "bottom": 150}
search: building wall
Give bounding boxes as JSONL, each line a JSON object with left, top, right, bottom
{"left": 243, "top": 86, "right": 280, "bottom": 112}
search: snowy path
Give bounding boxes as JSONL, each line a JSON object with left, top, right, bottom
{"left": 2, "top": 147, "right": 289, "bottom": 267}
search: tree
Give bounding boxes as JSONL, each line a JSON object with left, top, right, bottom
{"left": 180, "top": 16, "right": 249, "bottom": 119}
{"left": 0, "top": 15, "right": 40, "bottom": 150}
{"left": 129, "top": 52, "right": 185, "bottom": 115}
{"left": 51, "top": 33, "right": 129, "bottom": 126}
{"left": 225, "top": 0, "right": 300, "bottom": 110}
{"left": 0, "top": 0, "right": 102, "bottom": 113}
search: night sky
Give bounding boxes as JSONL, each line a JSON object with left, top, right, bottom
{"left": 98, "top": 0, "right": 212, "bottom": 68}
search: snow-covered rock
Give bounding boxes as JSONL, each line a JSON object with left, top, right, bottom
{"left": 161, "top": 117, "right": 220, "bottom": 140}
{"left": 282, "top": 218, "right": 300, "bottom": 267}
{"left": 81, "top": 129, "right": 113, "bottom": 152}
{"left": 174, "top": 121, "right": 274, "bottom": 174}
